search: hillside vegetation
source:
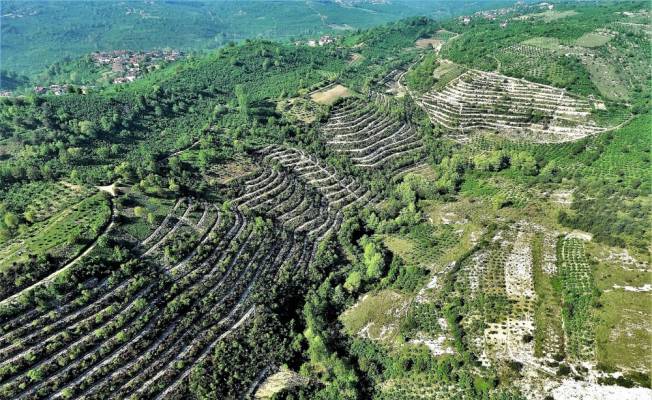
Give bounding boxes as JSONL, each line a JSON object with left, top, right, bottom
{"left": 0, "top": 0, "right": 510, "bottom": 81}
{"left": 0, "top": 2, "right": 650, "bottom": 400}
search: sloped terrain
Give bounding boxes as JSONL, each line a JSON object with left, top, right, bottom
{"left": 0, "top": 204, "right": 313, "bottom": 400}
{"left": 321, "top": 97, "right": 425, "bottom": 170}
{"left": 0, "top": 3, "right": 650, "bottom": 399}
{"left": 419, "top": 69, "right": 608, "bottom": 142}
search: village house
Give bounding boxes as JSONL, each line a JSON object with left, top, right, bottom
{"left": 318, "top": 35, "right": 334, "bottom": 46}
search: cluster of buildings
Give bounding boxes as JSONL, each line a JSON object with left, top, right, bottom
{"left": 90, "top": 49, "right": 182, "bottom": 84}
{"left": 300, "top": 35, "right": 336, "bottom": 47}
{"left": 33, "top": 84, "right": 93, "bottom": 96}
{"left": 25, "top": 49, "right": 183, "bottom": 96}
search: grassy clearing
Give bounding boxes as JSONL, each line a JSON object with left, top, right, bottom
{"left": 340, "top": 289, "right": 410, "bottom": 342}
{"left": 432, "top": 61, "right": 465, "bottom": 90}
{"left": 574, "top": 32, "right": 612, "bottom": 48}
{"left": 531, "top": 10, "right": 580, "bottom": 22}
{"left": 583, "top": 59, "right": 630, "bottom": 101}
{"left": 255, "top": 368, "right": 310, "bottom": 399}
{"left": 310, "top": 84, "right": 352, "bottom": 105}
{"left": 382, "top": 223, "right": 461, "bottom": 270}
{"left": 459, "top": 175, "right": 499, "bottom": 198}
{"left": 403, "top": 164, "right": 438, "bottom": 181}
{"left": 591, "top": 246, "right": 652, "bottom": 376}
{"left": 118, "top": 190, "right": 176, "bottom": 241}
{"left": 522, "top": 36, "right": 562, "bottom": 50}
{"left": 384, "top": 236, "right": 416, "bottom": 263}
{"left": 207, "top": 157, "right": 257, "bottom": 185}
{"left": 595, "top": 290, "right": 652, "bottom": 376}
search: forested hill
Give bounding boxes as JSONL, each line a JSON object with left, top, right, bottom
{"left": 0, "top": 17, "right": 438, "bottom": 189}
{"left": 0, "top": 0, "right": 511, "bottom": 79}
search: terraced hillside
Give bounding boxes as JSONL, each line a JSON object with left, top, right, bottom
{"left": 260, "top": 145, "right": 375, "bottom": 210}
{"left": 321, "top": 97, "right": 425, "bottom": 171}
{"left": 418, "top": 69, "right": 609, "bottom": 142}
{"left": 0, "top": 143, "right": 374, "bottom": 399}
{"left": 0, "top": 2, "right": 650, "bottom": 399}
{"left": 0, "top": 203, "right": 314, "bottom": 400}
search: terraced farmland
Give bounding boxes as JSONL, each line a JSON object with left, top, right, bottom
{"left": 418, "top": 69, "right": 609, "bottom": 142}
{"left": 321, "top": 97, "right": 425, "bottom": 170}
{"left": 1, "top": 3, "right": 650, "bottom": 399}
{"left": 0, "top": 203, "right": 314, "bottom": 400}
{"left": 0, "top": 142, "right": 375, "bottom": 399}
{"left": 260, "top": 145, "right": 375, "bottom": 211}
{"left": 450, "top": 223, "right": 580, "bottom": 376}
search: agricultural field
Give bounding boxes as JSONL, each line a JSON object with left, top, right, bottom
{"left": 418, "top": 69, "right": 609, "bottom": 142}
{"left": 0, "top": 1, "right": 650, "bottom": 399}
{"left": 320, "top": 96, "right": 425, "bottom": 171}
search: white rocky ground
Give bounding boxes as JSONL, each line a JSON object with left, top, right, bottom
{"left": 410, "top": 334, "right": 454, "bottom": 356}
{"left": 549, "top": 380, "right": 652, "bottom": 400}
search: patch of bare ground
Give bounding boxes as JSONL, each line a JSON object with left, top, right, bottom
{"left": 349, "top": 53, "right": 364, "bottom": 64}
{"left": 206, "top": 157, "right": 257, "bottom": 185}
{"left": 549, "top": 379, "right": 652, "bottom": 400}
{"left": 96, "top": 183, "right": 121, "bottom": 197}
{"left": 310, "top": 84, "right": 352, "bottom": 105}
{"left": 550, "top": 189, "right": 574, "bottom": 206}
{"left": 254, "top": 367, "right": 310, "bottom": 399}
{"left": 415, "top": 37, "right": 444, "bottom": 51}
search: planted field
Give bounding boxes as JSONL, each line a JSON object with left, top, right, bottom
{"left": 384, "top": 223, "right": 460, "bottom": 269}
{"left": 0, "top": 193, "right": 114, "bottom": 304}
{"left": 557, "top": 236, "right": 596, "bottom": 363}
{"left": 0, "top": 205, "right": 314, "bottom": 400}
{"left": 378, "top": 376, "right": 465, "bottom": 400}
{"left": 321, "top": 97, "right": 425, "bottom": 170}
{"left": 260, "top": 145, "right": 374, "bottom": 211}
{"left": 1, "top": 181, "right": 93, "bottom": 225}
{"left": 418, "top": 69, "right": 608, "bottom": 142}
{"left": 278, "top": 97, "right": 320, "bottom": 123}
{"left": 0, "top": 194, "right": 110, "bottom": 269}
{"left": 497, "top": 44, "right": 571, "bottom": 85}
{"left": 446, "top": 222, "right": 570, "bottom": 375}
